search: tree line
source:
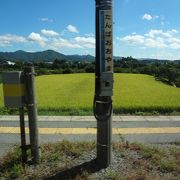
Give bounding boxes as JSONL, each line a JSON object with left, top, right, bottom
{"left": 0, "top": 57, "right": 180, "bottom": 87}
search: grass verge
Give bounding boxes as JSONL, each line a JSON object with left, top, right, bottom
{"left": 0, "top": 141, "right": 179, "bottom": 179}
{"left": 0, "top": 107, "right": 180, "bottom": 116}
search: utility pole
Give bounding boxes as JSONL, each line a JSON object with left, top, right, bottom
{"left": 94, "top": 0, "right": 114, "bottom": 168}
{"left": 24, "top": 66, "right": 40, "bottom": 164}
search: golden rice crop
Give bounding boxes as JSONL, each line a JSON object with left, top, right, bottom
{"left": 0, "top": 73, "right": 180, "bottom": 113}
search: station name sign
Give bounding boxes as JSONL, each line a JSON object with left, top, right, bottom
{"left": 99, "top": 10, "right": 113, "bottom": 72}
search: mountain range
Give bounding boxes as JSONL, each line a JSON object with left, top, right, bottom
{"left": 0, "top": 50, "right": 179, "bottom": 63}
{"left": 0, "top": 50, "right": 96, "bottom": 62}
{"left": 0, "top": 50, "right": 124, "bottom": 62}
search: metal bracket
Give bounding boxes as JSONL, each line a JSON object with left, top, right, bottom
{"left": 99, "top": 72, "right": 113, "bottom": 96}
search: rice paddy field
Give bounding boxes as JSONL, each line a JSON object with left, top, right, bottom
{"left": 0, "top": 73, "right": 180, "bottom": 115}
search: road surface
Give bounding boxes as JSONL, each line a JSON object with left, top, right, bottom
{"left": 0, "top": 116, "right": 180, "bottom": 157}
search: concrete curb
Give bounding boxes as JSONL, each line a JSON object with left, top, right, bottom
{"left": 0, "top": 116, "right": 179, "bottom": 122}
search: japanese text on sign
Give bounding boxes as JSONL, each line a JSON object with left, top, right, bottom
{"left": 104, "top": 10, "right": 113, "bottom": 72}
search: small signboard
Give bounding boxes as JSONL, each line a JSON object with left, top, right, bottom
{"left": 2, "top": 71, "right": 26, "bottom": 108}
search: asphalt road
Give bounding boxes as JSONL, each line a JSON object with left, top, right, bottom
{"left": 0, "top": 116, "right": 180, "bottom": 157}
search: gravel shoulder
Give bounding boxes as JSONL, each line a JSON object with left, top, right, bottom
{"left": 0, "top": 141, "right": 179, "bottom": 180}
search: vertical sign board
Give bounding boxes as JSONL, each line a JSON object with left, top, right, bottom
{"left": 99, "top": 9, "right": 113, "bottom": 97}
{"left": 99, "top": 10, "right": 113, "bottom": 72}
{"left": 2, "top": 72, "right": 25, "bottom": 108}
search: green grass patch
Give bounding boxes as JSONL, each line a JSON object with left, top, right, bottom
{"left": 0, "top": 73, "right": 180, "bottom": 115}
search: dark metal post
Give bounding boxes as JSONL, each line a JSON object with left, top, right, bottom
{"left": 24, "top": 66, "right": 40, "bottom": 164}
{"left": 19, "top": 107, "right": 27, "bottom": 164}
{"left": 94, "top": 0, "right": 113, "bottom": 168}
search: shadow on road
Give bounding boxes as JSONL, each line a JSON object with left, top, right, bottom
{"left": 45, "top": 158, "right": 102, "bottom": 180}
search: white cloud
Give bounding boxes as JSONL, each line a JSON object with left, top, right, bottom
{"left": 85, "top": 33, "right": 95, "bottom": 37}
{"left": 28, "top": 32, "right": 47, "bottom": 47}
{"left": 50, "top": 38, "right": 82, "bottom": 49}
{"left": 67, "top": 25, "right": 79, "bottom": 33}
{"left": 145, "top": 38, "right": 166, "bottom": 48}
{"left": 120, "top": 35, "right": 144, "bottom": 44}
{"left": 0, "top": 31, "right": 95, "bottom": 50}
{"left": 167, "top": 37, "right": 180, "bottom": 44}
{"left": 41, "top": 29, "right": 59, "bottom": 36}
{"left": 145, "top": 29, "right": 178, "bottom": 38}
{"left": 145, "top": 29, "right": 163, "bottom": 38}
{"left": 162, "top": 32, "right": 172, "bottom": 38}
{"left": 142, "top": 14, "right": 159, "bottom": 21}
{"left": 118, "top": 29, "right": 180, "bottom": 49}
{"left": 40, "top": 18, "right": 53, "bottom": 22}
{"left": 142, "top": 14, "right": 153, "bottom": 20}
{"left": 74, "top": 36, "right": 95, "bottom": 48}
{"left": 170, "top": 43, "right": 180, "bottom": 49}
{"left": 171, "top": 29, "right": 178, "bottom": 33}
{"left": 0, "top": 34, "right": 26, "bottom": 47}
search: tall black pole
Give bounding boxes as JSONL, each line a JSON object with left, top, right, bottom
{"left": 24, "top": 66, "right": 40, "bottom": 164}
{"left": 94, "top": 0, "right": 113, "bottom": 168}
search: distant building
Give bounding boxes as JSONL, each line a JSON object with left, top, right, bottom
{"left": 7, "top": 61, "right": 15, "bottom": 65}
{"left": 0, "top": 60, "right": 15, "bottom": 66}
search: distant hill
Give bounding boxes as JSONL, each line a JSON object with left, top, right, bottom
{"left": 113, "top": 56, "right": 122, "bottom": 60}
{"left": 139, "top": 59, "right": 170, "bottom": 64}
{"left": 138, "top": 58, "right": 180, "bottom": 64}
{"left": 66, "top": 54, "right": 95, "bottom": 62}
{"left": 0, "top": 50, "right": 96, "bottom": 62}
{"left": 0, "top": 50, "right": 68, "bottom": 62}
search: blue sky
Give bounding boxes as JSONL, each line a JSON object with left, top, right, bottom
{"left": 0, "top": 0, "right": 180, "bottom": 59}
